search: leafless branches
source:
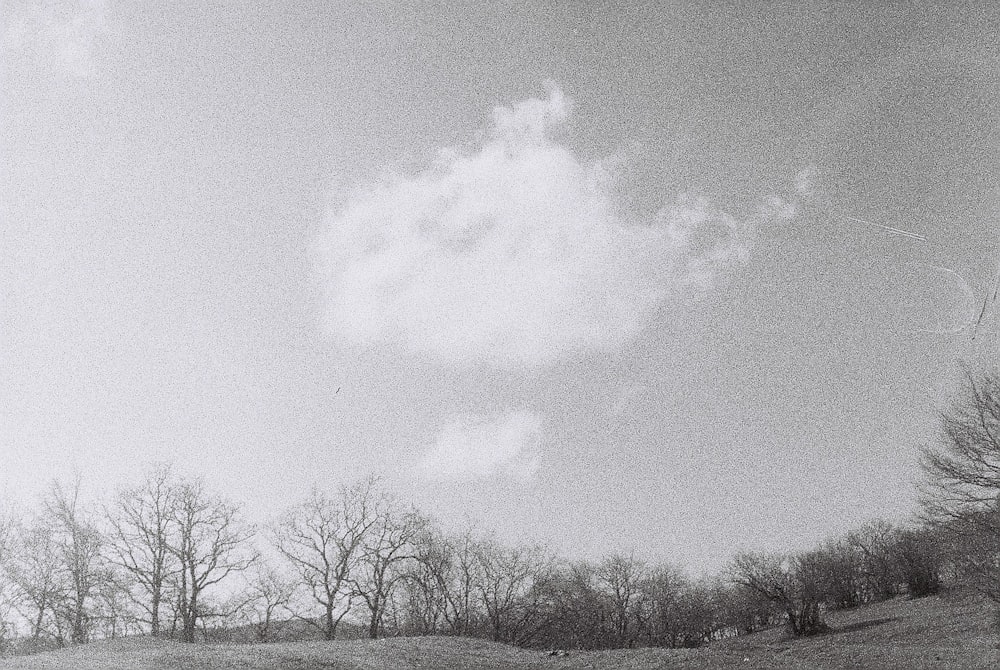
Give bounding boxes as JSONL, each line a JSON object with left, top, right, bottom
{"left": 920, "top": 368, "right": 1000, "bottom": 603}
{"left": 272, "top": 482, "right": 376, "bottom": 640}
{"left": 106, "top": 464, "right": 178, "bottom": 637}
{"left": 169, "top": 478, "right": 256, "bottom": 642}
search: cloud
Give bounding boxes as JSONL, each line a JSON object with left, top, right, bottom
{"left": 318, "top": 85, "right": 757, "bottom": 368}
{"left": 794, "top": 166, "right": 817, "bottom": 198}
{"left": 760, "top": 196, "right": 797, "bottom": 222}
{"left": 418, "top": 411, "right": 542, "bottom": 482}
{"left": 758, "top": 166, "right": 820, "bottom": 229}
{"left": 2, "top": 0, "right": 106, "bottom": 78}
{"left": 611, "top": 383, "right": 650, "bottom": 418}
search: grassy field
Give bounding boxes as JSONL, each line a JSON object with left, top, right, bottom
{"left": 1, "top": 594, "right": 996, "bottom": 669}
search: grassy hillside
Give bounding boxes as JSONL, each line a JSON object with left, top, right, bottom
{"left": 0, "top": 594, "right": 996, "bottom": 669}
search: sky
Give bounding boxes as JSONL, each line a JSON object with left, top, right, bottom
{"left": 2, "top": 1, "right": 999, "bottom": 574}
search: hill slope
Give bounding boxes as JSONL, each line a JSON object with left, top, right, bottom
{"left": 0, "top": 594, "right": 996, "bottom": 669}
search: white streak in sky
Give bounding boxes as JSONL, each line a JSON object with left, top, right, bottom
{"left": 911, "top": 264, "right": 976, "bottom": 335}
{"left": 843, "top": 215, "right": 927, "bottom": 242}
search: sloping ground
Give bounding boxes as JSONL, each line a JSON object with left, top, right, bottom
{"left": 720, "top": 592, "right": 995, "bottom": 649}
{"left": 0, "top": 636, "right": 554, "bottom": 670}
{"left": 0, "top": 595, "right": 997, "bottom": 670}
{"left": 708, "top": 593, "right": 1000, "bottom": 670}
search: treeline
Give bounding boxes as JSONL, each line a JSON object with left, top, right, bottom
{"left": 1, "top": 366, "right": 1000, "bottom": 653}
{"left": 0, "top": 468, "right": 944, "bottom": 654}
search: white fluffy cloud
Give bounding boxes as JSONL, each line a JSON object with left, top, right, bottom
{"left": 418, "top": 412, "right": 542, "bottom": 482}
{"left": 318, "top": 85, "right": 754, "bottom": 368}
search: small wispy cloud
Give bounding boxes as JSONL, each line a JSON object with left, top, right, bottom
{"left": 2, "top": 0, "right": 106, "bottom": 78}
{"left": 418, "top": 412, "right": 542, "bottom": 483}
{"left": 760, "top": 195, "right": 797, "bottom": 222}
{"left": 318, "top": 84, "right": 762, "bottom": 368}
{"left": 794, "top": 166, "right": 817, "bottom": 198}
{"left": 611, "top": 383, "right": 650, "bottom": 418}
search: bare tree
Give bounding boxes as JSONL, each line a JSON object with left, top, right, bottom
{"left": 730, "top": 552, "right": 827, "bottom": 636}
{"left": 352, "top": 493, "right": 427, "bottom": 639}
{"left": 561, "top": 561, "right": 610, "bottom": 648}
{"left": 474, "top": 538, "right": 552, "bottom": 645}
{"left": 516, "top": 559, "right": 598, "bottom": 649}
{"left": 715, "top": 579, "right": 780, "bottom": 637}
{"left": 846, "top": 519, "right": 901, "bottom": 602}
{"left": 595, "top": 553, "right": 646, "bottom": 647}
{"left": 6, "top": 513, "right": 66, "bottom": 644}
{"left": 92, "top": 566, "right": 138, "bottom": 639}
{"left": 44, "top": 479, "right": 104, "bottom": 645}
{"left": 0, "top": 510, "right": 21, "bottom": 653}
{"left": 106, "top": 464, "right": 179, "bottom": 637}
{"left": 0, "top": 513, "right": 9, "bottom": 558}
{"left": 811, "top": 538, "right": 863, "bottom": 610}
{"left": 921, "top": 368, "right": 1000, "bottom": 604}
{"left": 892, "top": 526, "right": 942, "bottom": 597}
{"left": 403, "top": 526, "right": 484, "bottom": 637}
{"left": 237, "top": 562, "right": 296, "bottom": 642}
{"left": 0, "top": 589, "right": 13, "bottom": 656}
{"left": 2, "top": 481, "right": 106, "bottom": 647}
{"left": 436, "top": 528, "right": 483, "bottom": 637}
{"left": 273, "top": 481, "right": 379, "bottom": 640}
{"left": 397, "top": 528, "right": 449, "bottom": 635}
{"left": 169, "top": 478, "right": 256, "bottom": 642}
{"left": 638, "top": 564, "right": 690, "bottom": 647}
{"left": 672, "top": 579, "right": 728, "bottom": 646}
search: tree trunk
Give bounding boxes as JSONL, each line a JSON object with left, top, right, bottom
{"left": 151, "top": 590, "right": 161, "bottom": 637}
{"left": 368, "top": 602, "right": 381, "bottom": 639}
{"left": 324, "top": 603, "right": 337, "bottom": 640}
{"left": 182, "top": 591, "right": 198, "bottom": 642}
{"left": 32, "top": 604, "right": 45, "bottom": 641}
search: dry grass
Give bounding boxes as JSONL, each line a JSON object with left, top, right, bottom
{"left": 1, "top": 594, "right": 997, "bottom": 669}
